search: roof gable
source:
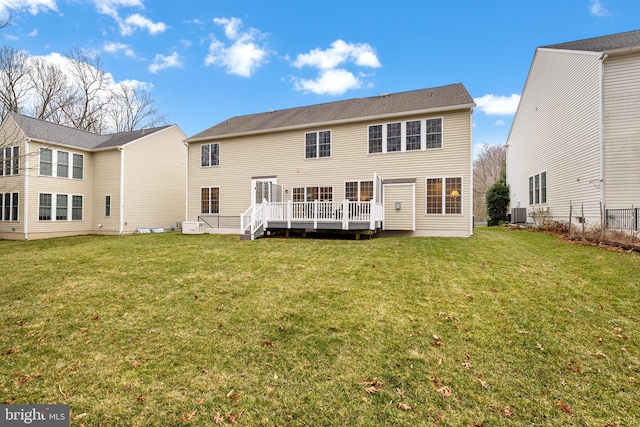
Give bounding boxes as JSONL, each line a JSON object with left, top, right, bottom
{"left": 188, "top": 83, "right": 474, "bottom": 140}
{"left": 6, "top": 112, "right": 172, "bottom": 150}
{"left": 543, "top": 29, "right": 640, "bottom": 53}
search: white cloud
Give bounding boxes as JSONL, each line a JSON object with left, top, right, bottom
{"left": 291, "top": 39, "right": 381, "bottom": 96}
{"left": 121, "top": 13, "right": 167, "bottom": 35}
{"left": 494, "top": 119, "right": 506, "bottom": 126}
{"left": 103, "top": 41, "right": 135, "bottom": 58}
{"left": 204, "top": 17, "right": 269, "bottom": 77}
{"left": 474, "top": 94, "right": 520, "bottom": 115}
{"left": 294, "top": 69, "right": 361, "bottom": 96}
{"left": 589, "top": 0, "right": 611, "bottom": 17}
{"left": 0, "top": 0, "right": 57, "bottom": 18}
{"left": 90, "top": 0, "right": 167, "bottom": 36}
{"left": 149, "top": 51, "right": 182, "bottom": 74}
{"left": 293, "top": 39, "right": 381, "bottom": 70}
{"left": 27, "top": 29, "right": 38, "bottom": 36}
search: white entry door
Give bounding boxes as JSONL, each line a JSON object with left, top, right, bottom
{"left": 251, "top": 177, "right": 278, "bottom": 206}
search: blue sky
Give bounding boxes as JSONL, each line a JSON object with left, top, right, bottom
{"left": 1, "top": 0, "right": 639, "bottom": 154}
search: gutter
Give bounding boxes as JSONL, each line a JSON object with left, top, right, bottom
{"left": 118, "top": 146, "right": 125, "bottom": 234}
{"left": 185, "top": 103, "right": 477, "bottom": 143}
{"left": 183, "top": 140, "right": 189, "bottom": 222}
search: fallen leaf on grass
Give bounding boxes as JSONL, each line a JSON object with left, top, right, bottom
{"left": 535, "top": 344, "right": 544, "bottom": 351}
{"left": 73, "top": 413, "right": 88, "bottom": 420}
{"left": 136, "top": 395, "right": 144, "bottom": 403}
{"left": 225, "top": 410, "right": 244, "bottom": 424}
{"left": 436, "top": 386, "right": 451, "bottom": 398}
{"left": 261, "top": 339, "right": 275, "bottom": 347}
{"left": 181, "top": 410, "right": 196, "bottom": 424}
{"left": 504, "top": 406, "right": 512, "bottom": 417}
{"left": 130, "top": 361, "right": 142, "bottom": 369}
{"left": 621, "top": 347, "right": 628, "bottom": 353}
{"left": 434, "top": 413, "right": 446, "bottom": 424}
{"left": 397, "top": 402, "right": 412, "bottom": 411}
{"left": 472, "top": 422, "right": 485, "bottom": 427}
{"left": 395, "top": 388, "right": 405, "bottom": 398}
{"left": 362, "top": 378, "right": 384, "bottom": 394}
{"left": 477, "top": 375, "right": 488, "bottom": 389}
{"left": 214, "top": 413, "right": 224, "bottom": 425}
{"left": 555, "top": 401, "right": 572, "bottom": 413}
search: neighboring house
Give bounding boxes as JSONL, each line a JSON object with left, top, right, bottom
{"left": 506, "top": 29, "right": 640, "bottom": 229}
{"left": 184, "top": 83, "right": 475, "bottom": 239}
{"left": 0, "top": 113, "right": 187, "bottom": 240}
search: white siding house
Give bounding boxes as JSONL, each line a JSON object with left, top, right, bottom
{"left": 185, "top": 84, "right": 475, "bottom": 239}
{"left": 0, "top": 113, "right": 187, "bottom": 240}
{"left": 507, "top": 29, "right": 640, "bottom": 230}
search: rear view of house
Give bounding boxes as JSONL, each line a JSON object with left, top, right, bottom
{"left": 185, "top": 83, "right": 475, "bottom": 239}
{"left": 506, "top": 29, "right": 640, "bottom": 230}
{"left": 0, "top": 113, "right": 186, "bottom": 240}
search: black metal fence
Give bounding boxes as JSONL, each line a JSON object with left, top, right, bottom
{"left": 605, "top": 208, "right": 639, "bottom": 231}
{"left": 197, "top": 216, "right": 241, "bottom": 229}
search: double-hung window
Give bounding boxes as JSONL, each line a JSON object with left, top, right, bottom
{"left": 368, "top": 117, "right": 442, "bottom": 154}
{"left": 38, "top": 193, "right": 83, "bottom": 221}
{"left": 72, "top": 154, "right": 83, "bottom": 179}
{"left": 201, "top": 143, "right": 220, "bottom": 167}
{"left": 426, "top": 177, "right": 462, "bottom": 215}
{"left": 291, "top": 186, "right": 333, "bottom": 202}
{"left": 201, "top": 187, "right": 219, "bottom": 214}
{"left": 345, "top": 181, "right": 373, "bottom": 202}
{"left": 0, "top": 146, "right": 20, "bottom": 176}
{"left": 105, "top": 195, "right": 111, "bottom": 217}
{"left": 39, "top": 149, "right": 83, "bottom": 179}
{"left": 40, "top": 148, "right": 53, "bottom": 176}
{"left": 0, "top": 192, "right": 19, "bottom": 221}
{"left": 305, "top": 131, "right": 331, "bottom": 159}
{"left": 529, "top": 172, "right": 547, "bottom": 205}
{"left": 57, "top": 151, "right": 69, "bottom": 178}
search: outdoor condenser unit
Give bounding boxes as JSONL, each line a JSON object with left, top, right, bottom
{"left": 511, "top": 208, "right": 527, "bottom": 224}
{"left": 182, "top": 221, "right": 204, "bottom": 234}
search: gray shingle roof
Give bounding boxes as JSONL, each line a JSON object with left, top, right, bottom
{"left": 543, "top": 29, "right": 640, "bottom": 52}
{"left": 8, "top": 112, "right": 171, "bottom": 150}
{"left": 188, "top": 83, "right": 474, "bottom": 140}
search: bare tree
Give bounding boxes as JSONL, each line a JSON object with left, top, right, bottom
{"left": 108, "top": 82, "right": 167, "bottom": 132}
{"left": 28, "top": 57, "right": 74, "bottom": 121}
{"left": 61, "top": 47, "right": 110, "bottom": 134}
{"left": 473, "top": 144, "right": 506, "bottom": 222}
{"left": 0, "top": 46, "right": 30, "bottom": 119}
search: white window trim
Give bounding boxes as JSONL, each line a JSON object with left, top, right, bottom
{"left": 344, "top": 180, "right": 374, "bottom": 201}
{"left": 424, "top": 176, "right": 463, "bottom": 216}
{"left": 528, "top": 171, "right": 547, "bottom": 205}
{"left": 0, "top": 146, "right": 20, "bottom": 176}
{"left": 105, "top": 194, "right": 112, "bottom": 218}
{"left": 290, "top": 185, "right": 334, "bottom": 202}
{"left": 39, "top": 148, "right": 84, "bottom": 179}
{"left": 201, "top": 143, "right": 220, "bottom": 168}
{"left": 368, "top": 117, "right": 443, "bottom": 155}
{"left": 0, "top": 192, "right": 19, "bottom": 221}
{"left": 304, "top": 130, "right": 332, "bottom": 160}
{"left": 200, "top": 186, "right": 220, "bottom": 214}
{"left": 37, "top": 192, "right": 84, "bottom": 222}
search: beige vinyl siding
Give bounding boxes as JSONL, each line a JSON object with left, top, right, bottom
{"left": 603, "top": 53, "right": 640, "bottom": 208}
{"left": 92, "top": 149, "right": 121, "bottom": 234}
{"left": 0, "top": 116, "right": 26, "bottom": 239}
{"left": 122, "top": 126, "right": 186, "bottom": 232}
{"left": 383, "top": 184, "right": 415, "bottom": 230}
{"left": 188, "top": 109, "right": 472, "bottom": 236}
{"left": 25, "top": 141, "right": 94, "bottom": 238}
{"left": 506, "top": 49, "right": 602, "bottom": 223}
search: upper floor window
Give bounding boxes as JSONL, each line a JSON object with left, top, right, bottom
{"left": 39, "top": 148, "right": 84, "bottom": 179}
{"left": 0, "top": 146, "right": 20, "bottom": 176}
{"left": 201, "top": 143, "right": 220, "bottom": 167}
{"left": 368, "top": 117, "right": 442, "bottom": 154}
{"left": 305, "top": 131, "right": 331, "bottom": 159}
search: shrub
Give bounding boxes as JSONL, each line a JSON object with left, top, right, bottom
{"left": 486, "top": 179, "right": 509, "bottom": 226}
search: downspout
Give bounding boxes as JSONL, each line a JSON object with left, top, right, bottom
{"left": 24, "top": 139, "right": 30, "bottom": 240}
{"left": 183, "top": 141, "right": 189, "bottom": 222}
{"left": 598, "top": 53, "right": 607, "bottom": 211}
{"left": 469, "top": 107, "right": 474, "bottom": 236}
{"left": 118, "top": 146, "right": 125, "bottom": 234}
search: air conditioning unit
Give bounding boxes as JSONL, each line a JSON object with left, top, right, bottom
{"left": 511, "top": 208, "right": 527, "bottom": 224}
{"left": 182, "top": 221, "right": 204, "bottom": 234}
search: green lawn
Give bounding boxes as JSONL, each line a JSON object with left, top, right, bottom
{"left": 1, "top": 228, "right": 638, "bottom": 426}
